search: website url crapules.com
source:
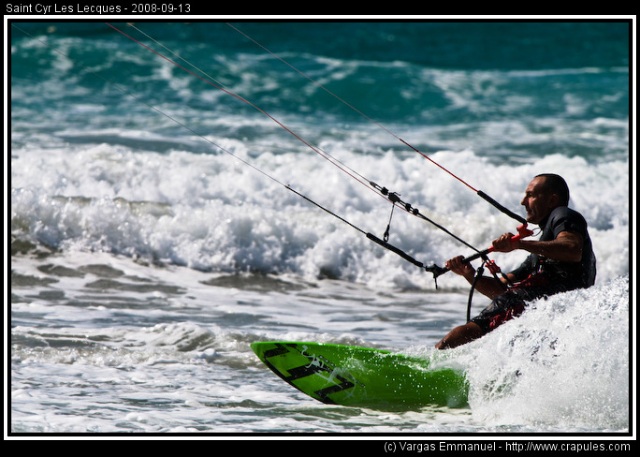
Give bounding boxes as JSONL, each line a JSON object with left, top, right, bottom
{"left": 383, "top": 441, "right": 632, "bottom": 453}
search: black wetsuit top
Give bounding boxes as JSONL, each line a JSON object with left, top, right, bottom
{"left": 510, "top": 206, "right": 597, "bottom": 291}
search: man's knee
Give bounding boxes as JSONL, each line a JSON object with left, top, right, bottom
{"left": 435, "top": 322, "right": 484, "bottom": 350}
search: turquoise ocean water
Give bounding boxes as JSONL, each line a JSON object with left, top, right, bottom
{"left": 8, "top": 19, "right": 633, "bottom": 438}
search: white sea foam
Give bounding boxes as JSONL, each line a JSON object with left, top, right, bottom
{"left": 11, "top": 140, "right": 629, "bottom": 291}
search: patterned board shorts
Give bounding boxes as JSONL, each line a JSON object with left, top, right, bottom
{"left": 470, "top": 273, "right": 565, "bottom": 333}
{"left": 470, "top": 290, "right": 527, "bottom": 333}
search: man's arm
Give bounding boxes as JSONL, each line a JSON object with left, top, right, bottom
{"left": 445, "top": 255, "right": 514, "bottom": 299}
{"left": 495, "top": 230, "right": 584, "bottom": 262}
{"left": 446, "top": 230, "right": 583, "bottom": 300}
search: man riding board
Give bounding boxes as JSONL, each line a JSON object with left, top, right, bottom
{"left": 435, "top": 173, "right": 596, "bottom": 349}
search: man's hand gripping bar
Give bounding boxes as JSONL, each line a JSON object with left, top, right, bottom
{"left": 425, "top": 224, "right": 535, "bottom": 279}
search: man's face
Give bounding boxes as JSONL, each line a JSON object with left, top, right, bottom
{"left": 520, "top": 177, "right": 557, "bottom": 224}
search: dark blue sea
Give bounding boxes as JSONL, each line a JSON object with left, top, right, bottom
{"left": 8, "top": 19, "right": 632, "bottom": 438}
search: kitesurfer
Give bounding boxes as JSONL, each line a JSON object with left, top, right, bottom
{"left": 435, "top": 173, "right": 596, "bottom": 349}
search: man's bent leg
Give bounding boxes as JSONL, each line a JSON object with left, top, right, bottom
{"left": 435, "top": 321, "right": 484, "bottom": 350}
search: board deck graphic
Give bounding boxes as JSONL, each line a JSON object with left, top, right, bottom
{"left": 251, "top": 341, "right": 469, "bottom": 410}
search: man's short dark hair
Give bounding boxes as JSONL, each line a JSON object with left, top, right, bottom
{"left": 536, "top": 173, "right": 570, "bottom": 206}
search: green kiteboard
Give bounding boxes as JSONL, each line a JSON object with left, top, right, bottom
{"left": 251, "top": 341, "right": 469, "bottom": 410}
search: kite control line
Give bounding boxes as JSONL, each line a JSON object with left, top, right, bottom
{"left": 14, "top": 22, "right": 536, "bottom": 290}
